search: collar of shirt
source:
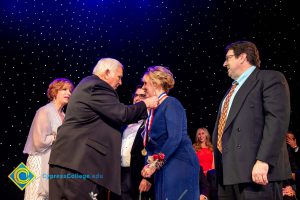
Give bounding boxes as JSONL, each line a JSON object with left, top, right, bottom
{"left": 222, "top": 66, "right": 256, "bottom": 116}
{"left": 234, "top": 65, "right": 256, "bottom": 88}
{"left": 121, "top": 120, "right": 144, "bottom": 167}
{"left": 126, "top": 120, "right": 143, "bottom": 128}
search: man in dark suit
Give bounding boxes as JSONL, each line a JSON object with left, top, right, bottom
{"left": 213, "top": 41, "right": 291, "bottom": 199}
{"left": 286, "top": 131, "right": 300, "bottom": 199}
{"left": 48, "top": 58, "right": 158, "bottom": 200}
{"left": 118, "top": 85, "right": 153, "bottom": 200}
{"left": 286, "top": 131, "right": 300, "bottom": 169}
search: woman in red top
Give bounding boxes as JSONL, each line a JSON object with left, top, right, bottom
{"left": 193, "top": 127, "right": 214, "bottom": 175}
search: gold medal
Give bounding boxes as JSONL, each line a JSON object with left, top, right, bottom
{"left": 141, "top": 148, "right": 147, "bottom": 156}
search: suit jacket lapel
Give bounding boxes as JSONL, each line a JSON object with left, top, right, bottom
{"left": 131, "top": 120, "right": 145, "bottom": 154}
{"left": 223, "top": 68, "right": 260, "bottom": 132}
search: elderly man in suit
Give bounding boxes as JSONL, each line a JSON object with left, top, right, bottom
{"left": 49, "top": 58, "right": 158, "bottom": 200}
{"left": 213, "top": 41, "right": 291, "bottom": 199}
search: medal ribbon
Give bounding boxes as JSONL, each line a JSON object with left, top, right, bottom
{"left": 142, "top": 92, "right": 167, "bottom": 148}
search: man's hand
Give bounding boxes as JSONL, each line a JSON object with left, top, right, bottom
{"left": 139, "top": 179, "right": 151, "bottom": 192}
{"left": 141, "top": 164, "right": 156, "bottom": 178}
{"left": 252, "top": 160, "right": 269, "bottom": 185}
{"left": 287, "top": 136, "right": 298, "bottom": 149}
{"left": 142, "top": 96, "right": 159, "bottom": 109}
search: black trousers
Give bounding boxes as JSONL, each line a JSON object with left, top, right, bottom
{"left": 49, "top": 164, "right": 108, "bottom": 200}
{"left": 218, "top": 182, "right": 283, "bottom": 200}
{"left": 120, "top": 167, "right": 136, "bottom": 200}
{"left": 110, "top": 167, "right": 153, "bottom": 200}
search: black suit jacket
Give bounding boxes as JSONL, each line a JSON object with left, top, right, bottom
{"left": 287, "top": 146, "right": 299, "bottom": 173}
{"left": 126, "top": 121, "right": 153, "bottom": 199}
{"left": 49, "top": 75, "right": 147, "bottom": 195}
{"left": 213, "top": 68, "right": 291, "bottom": 185}
{"left": 292, "top": 148, "right": 300, "bottom": 170}
{"left": 129, "top": 121, "right": 146, "bottom": 193}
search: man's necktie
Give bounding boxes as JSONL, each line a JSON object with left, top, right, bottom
{"left": 217, "top": 82, "right": 238, "bottom": 153}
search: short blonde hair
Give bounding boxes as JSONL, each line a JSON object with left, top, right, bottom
{"left": 144, "top": 66, "right": 175, "bottom": 93}
{"left": 47, "top": 78, "right": 74, "bottom": 101}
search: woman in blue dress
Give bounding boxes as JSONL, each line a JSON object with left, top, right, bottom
{"left": 141, "top": 66, "right": 200, "bottom": 200}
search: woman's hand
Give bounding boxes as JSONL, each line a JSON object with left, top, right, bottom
{"left": 143, "top": 96, "right": 159, "bottom": 109}
{"left": 141, "top": 164, "right": 156, "bottom": 178}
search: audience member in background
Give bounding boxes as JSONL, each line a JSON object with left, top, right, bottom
{"left": 286, "top": 131, "right": 300, "bottom": 199}
{"left": 286, "top": 131, "right": 300, "bottom": 171}
{"left": 194, "top": 127, "right": 217, "bottom": 200}
{"left": 23, "top": 78, "right": 74, "bottom": 200}
{"left": 193, "top": 127, "right": 214, "bottom": 175}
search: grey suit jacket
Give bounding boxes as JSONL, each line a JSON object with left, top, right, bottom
{"left": 213, "top": 68, "right": 291, "bottom": 185}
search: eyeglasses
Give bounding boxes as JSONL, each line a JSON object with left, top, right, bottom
{"left": 134, "top": 93, "right": 146, "bottom": 98}
{"left": 225, "top": 54, "right": 235, "bottom": 62}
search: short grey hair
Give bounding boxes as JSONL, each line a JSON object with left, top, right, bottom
{"left": 92, "top": 58, "right": 123, "bottom": 75}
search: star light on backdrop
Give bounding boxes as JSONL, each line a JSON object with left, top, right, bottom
{"left": 0, "top": 0, "right": 299, "bottom": 197}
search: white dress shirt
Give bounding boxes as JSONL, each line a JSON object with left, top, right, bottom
{"left": 121, "top": 120, "right": 143, "bottom": 167}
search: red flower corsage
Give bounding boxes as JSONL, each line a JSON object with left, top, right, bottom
{"left": 147, "top": 152, "right": 165, "bottom": 169}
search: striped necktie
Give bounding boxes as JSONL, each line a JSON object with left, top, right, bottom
{"left": 217, "top": 82, "right": 238, "bottom": 153}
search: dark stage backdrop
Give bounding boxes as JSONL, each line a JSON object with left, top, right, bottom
{"left": 0, "top": 0, "right": 299, "bottom": 198}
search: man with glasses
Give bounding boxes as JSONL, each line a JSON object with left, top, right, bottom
{"left": 213, "top": 41, "right": 291, "bottom": 199}
{"left": 113, "top": 85, "right": 153, "bottom": 200}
